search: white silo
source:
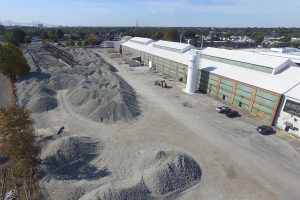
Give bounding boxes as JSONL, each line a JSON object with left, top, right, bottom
{"left": 149, "top": 60, "right": 153, "bottom": 69}
{"left": 185, "top": 51, "right": 200, "bottom": 94}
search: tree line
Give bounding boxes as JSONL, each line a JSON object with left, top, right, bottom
{"left": 1, "top": 25, "right": 300, "bottom": 47}
{"left": 0, "top": 42, "right": 30, "bottom": 80}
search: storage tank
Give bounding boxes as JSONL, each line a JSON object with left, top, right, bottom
{"left": 149, "top": 60, "right": 153, "bottom": 69}
{"left": 185, "top": 52, "right": 200, "bottom": 94}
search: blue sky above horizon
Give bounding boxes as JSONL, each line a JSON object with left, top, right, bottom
{"left": 0, "top": 0, "right": 299, "bottom": 27}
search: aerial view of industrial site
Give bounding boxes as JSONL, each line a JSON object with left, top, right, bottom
{"left": 0, "top": 0, "right": 300, "bottom": 200}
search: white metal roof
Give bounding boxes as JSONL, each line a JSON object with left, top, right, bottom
{"left": 203, "top": 47, "right": 293, "bottom": 69}
{"left": 153, "top": 40, "right": 194, "bottom": 53}
{"left": 259, "top": 52, "right": 300, "bottom": 64}
{"left": 122, "top": 39, "right": 192, "bottom": 65}
{"left": 200, "top": 59, "right": 300, "bottom": 94}
{"left": 284, "top": 83, "right": 300, "bottom": 100}
{"left": 130, "top": 37, "right": 153, "bottom": 45}
{"left": 121, "top": 36, "right": 132, "bottom": 42}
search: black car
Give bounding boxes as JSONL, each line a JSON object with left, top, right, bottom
{"left": 216, "top": 106, "right": 231, "bottom": 113}
{"left": 257, "top": 125, "right": 274, "bottom": 135}
{"left": 226, "top": 110, "right": 239, "bottom": 118}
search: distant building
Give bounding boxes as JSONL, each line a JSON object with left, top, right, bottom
{"left": 291, "top": 38, "right": 300, "bottom": 47}
{"left": 114, "top": 36, "right": 132, "bottom": 53}
{"left": 37, "top": 24, "right": 43, "bottom": 29}
{"left": 101, "top": 41, "right": 114, "bottom": 48}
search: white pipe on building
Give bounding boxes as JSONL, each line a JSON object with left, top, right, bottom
{"left": 185, "top": 52, "right": 200, "bottom": 94}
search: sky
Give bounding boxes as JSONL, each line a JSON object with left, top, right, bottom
{"left": 0, "top": 0, "right": 300, "bottom": 27}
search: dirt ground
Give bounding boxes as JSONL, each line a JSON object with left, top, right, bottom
{"left": 14, "top": 44, "right": 300, "bottom": 200}
{"left": 0, "top": 73, "right": 14, "bottom": 107}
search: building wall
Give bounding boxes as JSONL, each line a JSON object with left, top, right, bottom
{"left": 121, "top": 44, "right": 282, "bottom": 125}
{"left": 122, "top": 46, "right": 188, "bottom": 82}
{"left": 276, "top": 96, "right": 300, "bottom": 137}
{"left": 198, "top": 70, "right": 281, "bottom": 124}
{"left": 114, "top": 42, "right": 121, "bottom": 53}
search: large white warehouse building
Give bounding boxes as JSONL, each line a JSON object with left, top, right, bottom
{"left": 120, "top": 37, "right": 300, "bottom": 136}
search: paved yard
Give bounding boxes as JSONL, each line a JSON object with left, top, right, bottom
{"left": 94, "top": 48, "right": 300, "bottom": 200}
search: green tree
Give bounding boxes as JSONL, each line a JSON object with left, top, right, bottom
{"left": 251, "top": 32, "right": 266, "bottom": 44}
{"left": 65, "top": 39, "right": 75, "bottom": 46}
{"left": 280, "top": 35, "right": 292, "bottom": 43}
{"left": 0, "top": 43, "right": 30, "bottom": 80}
{"left": 183, "top": 30, "right": 196, "bottom": 39}
{"left": 4, "top": 28, "right": 26, "bottom": 46}
{"left": 164, "top": 28, "right": 180, "bottom": 42}
{"left": 42, "top": 31, "right": 49, "bottom": 40}
{"left": 132, "top": 29, "right": 143, "bottom": 37}
{"left": 48, "top": 29, "right": 57, "bottom": 40}
{"left": 55, "top": 29, "right": 64, "bottom": 40}
{"left": 0, "top": 24, "right": 5, "bottom": 36}
{"left": 84, "top": 35, "right": 100, "bottom": 46}
{"left": 152, "top": 31, "right": 164, "bottom": 40}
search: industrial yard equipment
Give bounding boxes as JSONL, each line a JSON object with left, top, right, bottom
{"left": 154, "top": 79, "right": 167, "bottom": 88}
{"left": 43, "top": 43, "right": 78, "bottom": 67}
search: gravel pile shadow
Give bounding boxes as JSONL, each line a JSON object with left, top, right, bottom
{"left": 80, "top": 150, "right": 201, "bottom": 200}
{"left": 80, "top": 179, "right": 150, "bottom": 200}
{"left": 0, "top": 155, "right": 9, "bottom": 165}
{"left": 67, "top": 67, "right": 140, "bottom": 123}
{"left": 40, "top": 136, "right": 107, "bottom": 180}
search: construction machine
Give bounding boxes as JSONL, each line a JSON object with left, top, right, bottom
{"left": 154, "top": 79, "right": 167, "bottom": 88}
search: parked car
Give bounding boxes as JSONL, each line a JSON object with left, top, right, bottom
{"left": 257, "top": 125, "right": 274, "bottom": 135}
{"left": 216, "top": 106, "right": 231, "bottom": 113}
{"left": 226, "top": 110, "right": 239, "bottom": 118}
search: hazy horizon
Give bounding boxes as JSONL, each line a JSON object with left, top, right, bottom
{"left": 1, "top": 0, "right": 300, "bottom": 27}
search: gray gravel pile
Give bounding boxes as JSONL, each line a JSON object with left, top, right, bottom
{"left": 16, "top": 79, "right": 58, "bottom": 113}
{"left": 66, "top": 48, "right": 102, "bottom": 66}
{"left": 80, "top": 150, "right": 201, "bottom": 200}
{"left": 40, "top": 136, "right": 102, "bottom": 179}
{"left": 26, "top": 95, "right": 58, "bottom": 113}
{"left": 47, "top": 73, "right": 79, "bottom": 90}
{"left": 17, "top": 43, "right": 139, "bottom": 120}
{"left": 142, "top": 151, "right": 202, "bottom": 195}
{"left": 80, "top": 179, "right": 150, "bottom": 200}
{"left": 67, "top": 67, "right": 140, "bottom": 123}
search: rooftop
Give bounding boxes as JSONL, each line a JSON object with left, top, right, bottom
{"left": 122, "top": 38, "right": 192, "bottom": 65}
{"left": 203, "top": 47, "right": 294, "bottom": 70}
{"left": 120, "top": 36, "right": 132, "bottom": 42}
{"left": 153, "top": 40, "right": 194, "bottom": 53}
{"left": 130, "top": 37, "right": 153, "bottom": 45}
{"left": 285, "top": 83, "right": 300, "bottom": 100}
{"left": 259, "top": 52, "right": 300, "bottom": 64}
{"left": 200, "top": 59, "right": 300, "bottom": 94}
